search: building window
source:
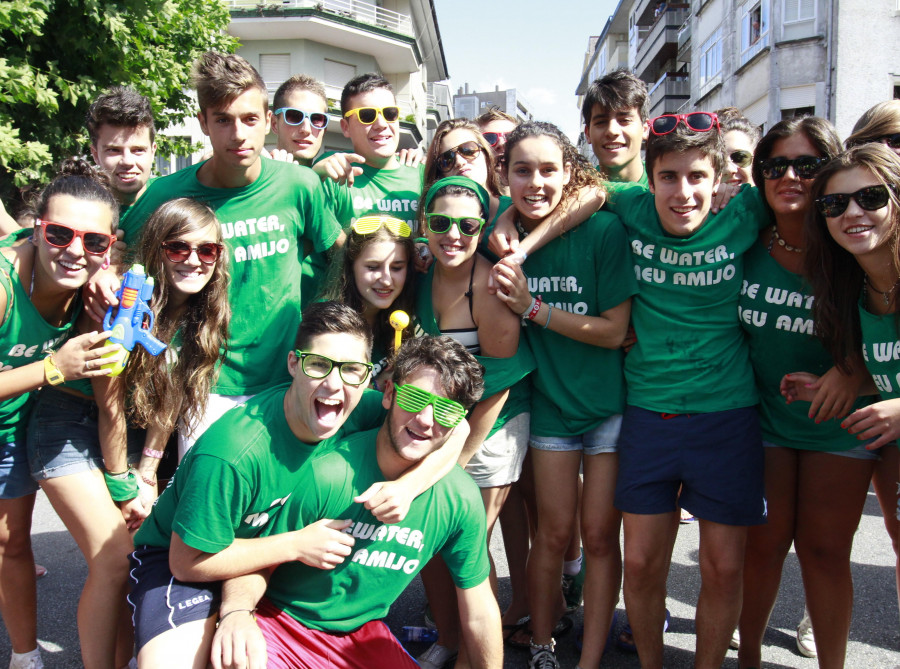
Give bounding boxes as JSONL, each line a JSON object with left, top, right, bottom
{"left": 781, "top": 106, "right": 814, "bottom": 119}
{"left": 699, "top": 27, "right": 723, "bottom": 93}
{"left": 154, "top": 138, "right": 192, "bottom": 177}
{"left": 259, "top": 54, "right": 290, "bottom": 99}
{"left": 782, "top": 0, "right": 816, "bottom": 40}
{"left": 894, "top": 84, "right": 900, "bottom": 99}
{"left": 740, "top": 0, "right": 769, "bottom": 65}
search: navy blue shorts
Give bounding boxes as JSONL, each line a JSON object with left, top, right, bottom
{"left": 615, "top": 405, "right": 766, "bottom": 526}
{"left": 128, "top": 545, "right": 221, "bottom": 652}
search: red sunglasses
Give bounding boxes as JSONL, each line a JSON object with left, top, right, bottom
{"left": 649, "top": 112, "right": 720, "bottom": 136}
{"left": 36, "top": 219, "right": 115, "bottom": 255}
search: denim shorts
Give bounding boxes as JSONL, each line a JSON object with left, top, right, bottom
{"left": 0, "top": 439, "right": 40, "bottom": 500}
{"left": 529, "top": 414, "right": 622, "bottom": 456}
{"left": 763, "top": 439, "right": 883, "bottom": 461}
{"left": 27, "top": 387, "right": 141, "bottom": 480}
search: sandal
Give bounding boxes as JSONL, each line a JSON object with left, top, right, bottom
{"left": 616, "top": 608, "right": 670, "bottom": 653}
{"left": 505, "top": 614, "right": 574, "bottom": 650}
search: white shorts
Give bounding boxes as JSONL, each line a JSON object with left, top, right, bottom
{"left": 465, "top": 412, "right": 530, "bottom": 488}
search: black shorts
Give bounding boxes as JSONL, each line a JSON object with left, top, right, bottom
{"left": 128, "top": 545, "right": 221, "bottom": 652}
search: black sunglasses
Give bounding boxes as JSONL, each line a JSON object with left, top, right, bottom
{"left": 274, "top": 107, "right": 329, "bottom": 129}
{"left": 760, "top": 155, "right": 828, "bottom": 180}
{"left": 879, "top": 133, "right": 900, "bottom": 149}
{"left": 437, "top": 142, "right": 482, "bottom": 172}
{"left": 815, "top": 185, "right": 892, "bottom": 218}
{"left": 729, "top": 150, "right": 753, "bottom": 168}
{"left": 161, "top": 240, "right": 224, "bottom": 265}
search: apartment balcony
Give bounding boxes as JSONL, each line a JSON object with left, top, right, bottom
{"left": 676, "top": 20, "right": 691, "bottom": 62}
{"left": 227, "top": 0, "right": 419, "bottom": 74}
{"left": 634, "top": 4, "right": 690, "bottom": 80}
{"left": 648, "top": 71, "right": 691, "bottom": 117}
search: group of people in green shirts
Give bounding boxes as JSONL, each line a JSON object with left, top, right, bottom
{"left": 1, "top": 48, "right": 900, "bottom": 669}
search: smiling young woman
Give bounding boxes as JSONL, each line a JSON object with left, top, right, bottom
{"left": 0, "top": 159, "right": 128, "bottom": 669}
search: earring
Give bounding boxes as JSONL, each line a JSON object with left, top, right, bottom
{"left": 101, "top": 255, "right": 110, "bottom": 270}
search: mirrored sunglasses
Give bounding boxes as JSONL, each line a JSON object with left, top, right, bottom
{"left": 37, "top": 219, "right": 114, "bottom": 255}
{"left": 394, "top": 383, "right": 466, "bottom": 428}
{"left": 650, "top": 112, "right": 719, "bottom": 136}
{"left": 294, "top": 350, "right": 372, "bottom": 386}
{"left": 161, "top": 240, "right": 224, "bottom": 265}
{"left": 425, "top": 213, "right": 485, "bottom": 237}
{"left": 760, "top": 155, "right": 828, "bottom": 180}
{"left": 437, "top": 142, "right": 482, "bottom": 172}
{"left": 274, "top": 107, "right": 329, "bottom": 129}
{"left": 729, "top": 150, "right": 754, "bottom": 168}
{"left": 351, "top": 215, "right": 412, "bottom": 237}
{"left": 343, "top": 106, "right": 401, "bottom": 125}
{"left": 815, "top": 184, "right": 892, "bottom": 218}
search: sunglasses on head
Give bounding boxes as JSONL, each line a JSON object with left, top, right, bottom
{"left": 351, "top": 215, "right": 412, "bottom": 238}
{"left": 343, "top": 106, "right": 400, "bottom": 125}
{"left": 437, "top": 142, "right": 482, "bottom": 172}
{"left": 482, "top": 131, "right": 508, "bottom": 147}
{"left": 37, "top": 219, "right": 115, "bottom": 255}
{"left": 729, "top": 150, "right": 754, "bottom": 168}
{"left": 879, "top": 133, "right": 900, "bottom": 149}
{"left": 274, "top": 107, "right": 329, "bottom": 129}
{"left": 161, "top": 240, "right": 224, "bottom": 265}
{"left": 294, "top": 350, "right": 373, "bottom": 386}
{"left": 394, "top": 383, "right": 466, "bottom": 428}
{"left": 760, "top": 155, "right": 828, "bottom": 180}
{"left": 425, "top": 213, "right": 485, "bottom": 237}
{"left": 649, "top": 112, "right": 719, "bottom": 136}
{"left": 815, "top": 184, "right": 892, "bottom": 218}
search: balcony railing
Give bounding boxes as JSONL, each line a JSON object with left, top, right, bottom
{"left": 648, "top": 71, "right": 690, "bottom": 115}
{"left": 634, "top": 5, "right": 689, "bottom": 77}
{"left": 226, "top": 0, "right": 414, "bottom": 37}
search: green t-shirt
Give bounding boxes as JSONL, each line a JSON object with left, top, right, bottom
{"left": 133, "top": 384, "right": 385, "bottom": 551}
{"left": 263, "top": 430, "right": 490, "bottom": 632}
{"left": 301, "top": 163, "right": 424, "bottom": 307}
{"left": 520, "top": 211, "right": 637, "bottom": 436}
{"left": 120, "top": 160, "right": 341, "bottom": 394}
{"left": 415, "top": 264, "right": 535, "bottom": 438}
{"left": 740, "top": 241, "right": 866, "bottom": 450}
{"left": 0, "top": 254, "right": 77, "bottom": 443}
{"left": 859, "top": 301, "right": 900, "bottom": 400}
{"left": 605, "top": 184, "right": 767, "bottom": 413}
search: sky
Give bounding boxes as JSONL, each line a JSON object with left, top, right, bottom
{"left": 433, "top": 0, "right": 620, "bottom": 144}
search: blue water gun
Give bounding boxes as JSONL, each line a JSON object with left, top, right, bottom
{"left": 100, "top": 264, "right": 167, "bottom": 376}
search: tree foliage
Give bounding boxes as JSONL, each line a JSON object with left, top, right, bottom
{"left": 0, "top": 0, "right": 237, "bottom": 194}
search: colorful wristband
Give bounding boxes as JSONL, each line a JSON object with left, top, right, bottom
{"left": 526, "top": 295, "right": 542, "bottom": 321}
{"left": 415, "top": 237, "right": 429, "bottom": 245}
{"left": 103, "top": 469, "right": 139, "bottom": 502}
{"left": 142, "top": 447, "right": 165, "bottom": 459}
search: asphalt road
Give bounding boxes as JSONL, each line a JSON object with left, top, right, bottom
{"left": 9, "top": 486, "right": 900, "bottom": 668}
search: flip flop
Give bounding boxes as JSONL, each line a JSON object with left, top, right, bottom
{"left": 35, "top": 564, "right": 47, "bottom": 579}
{"left": 502, "top": 616, "right": 529, "bottom": 644}
{"left": 505, "top": 614, "right": 574, "bottom": 650}
{"left": 616, "top": 608, "right": 670, "bottom": 653}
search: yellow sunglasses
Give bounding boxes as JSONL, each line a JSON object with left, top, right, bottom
{"left": 343, "top": 106, "right": 401, "bottom": 125}
{"left": 351, "top": 215, "right": 412, "bottom": 238}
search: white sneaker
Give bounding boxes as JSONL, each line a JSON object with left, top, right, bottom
{"left": 417, "top": 642, "right": 457, "bottom": 669}
{"left": 730, "top": 627, "right": 741, "bottom": 650}
{"left": 9, "top": 650, "right": 43, "bottom": 669}
{"left": 796, "top": 612, "right": 817, "bottom": 658}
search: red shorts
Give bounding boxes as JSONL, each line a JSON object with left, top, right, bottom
{"left": 255, "top": 599, "right": 419, "bottom": 669}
